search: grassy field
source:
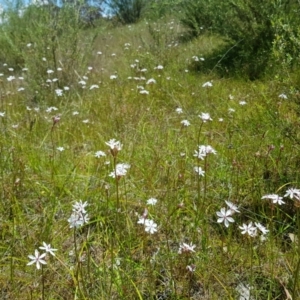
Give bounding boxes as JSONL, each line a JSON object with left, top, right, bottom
{"left": 0, "top": 15, "right": 300, "bottom": 299}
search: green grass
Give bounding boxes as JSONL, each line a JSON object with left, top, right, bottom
{"left": 0, "top": 15, "right": 300, "bottom": 300}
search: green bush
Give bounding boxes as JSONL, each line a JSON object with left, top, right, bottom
{"left": 272, "top": 1, "right": 300, "bottom": 83}
{"left": 179, "top": 0, "right": 215, "bottom": 39}
{"left": 180, "top": 0, "right": 300, "bottom": 79}
{"left": 145, "top": 0, "right": 182, "bottom": 20}
{"left": 108, "top": 0, "right": 147, "bottom": 24}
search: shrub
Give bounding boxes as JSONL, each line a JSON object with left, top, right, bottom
{"left": 145, "top": 0, "right": 182, "bottom": 20}
{"left": 108, "top": 0, "right": 147, "bottom": 24}
{"left": 272, "top": 2, "right": 300, "bottom": 82}
{"left": 180, "top": 0, "right": 300, "bottom": 79}
{"left": 179, "top": 0, "right": 215, "bottom": 39}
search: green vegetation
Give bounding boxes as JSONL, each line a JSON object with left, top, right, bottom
{"left": 0, "top": 1, "right": 300, "bottom": 299}
{"left": 180, "top": 0, "right": 300, "bottom": 79}
{"left": 108, "top": 0, "right": 147, "bottom": 24}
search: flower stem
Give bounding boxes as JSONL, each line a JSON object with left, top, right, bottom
{"left": 292, "top": 209, "right": 300, "bottom": 298}
{"left": 113, "top": 157, "right": 120, "bottom": 210}
{"left": 73, "top": 228, "right": 81, "bottom": 296}
{"left": 41, "top": 264, "right": 45, "bottom": 300}
{"left": 249, "top": 237, "right": 253, "bottom": 300}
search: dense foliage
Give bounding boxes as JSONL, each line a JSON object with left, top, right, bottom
{"left": 108, "top": 0, "right": 147, "bottom": 24}
{"left": 180, "top": 0, "right": 300, "bottom": 79}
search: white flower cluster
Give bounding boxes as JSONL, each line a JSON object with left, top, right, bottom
{"left": 106, "top": 138, "right": 122, "bottom": 157}
{"left": 216, "top": 200, "right": 269, "bottom": 238}
{"left": 239, "top": 222, "right": 269, "bottom": 238}
{"left": 27, "top": 242, "right": 57, "bottom": 269}
{"left": 284, "top": 188, "right": 300, "bottom": 201}
{"left": 137, "top": 217, "right": 158, "bottom": 234}
{"left": 178, "top": 242, "right": 196, "bottom": 254}
{"left": 194, "top": 145, "right": 217, "bottom": 160}
{"left": 261, "top": 188, "right": 300, "bottom": 206}
{"left": 68, "top": 200, "right": 89, "bottom": 228}
{"left": 146, "top": 198, "right": 158, "bottom": 205}
{"left": 216, "top": 201, "right": 240, "bottom": 228}
{"left": 262, "top": 194, "right": 285, "bottom": 205}
{"left": 109, "top": 163, "right": 130, "bottom": 178}
{"left": 199, "top": 112, "right": 212, "bottom": 122}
